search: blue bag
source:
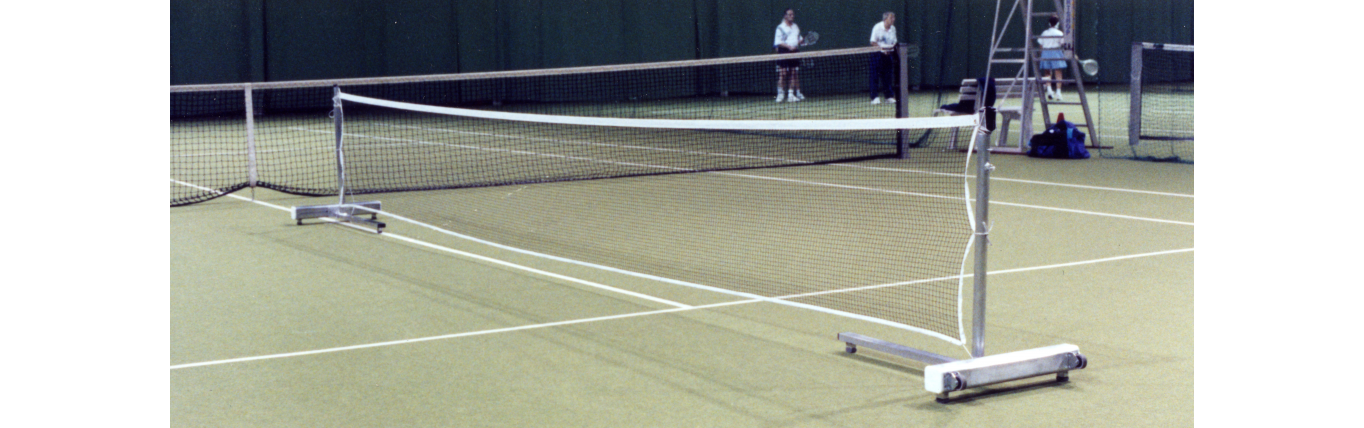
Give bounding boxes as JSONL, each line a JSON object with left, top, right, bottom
{"left": 1027, "top": 120, "right": 1090, "bottom": 159}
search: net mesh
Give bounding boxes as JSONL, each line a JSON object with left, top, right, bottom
{"left": 170, "top": 89, "right": 251, "bottom": 206}
{"left": 338, "top": 94, "right": 976, "bottom": 342}
{"left": 1095, "top": 43, "right": 1194, "bottom": 163}
{"left": 1136, "top": 45, "right": 1194, "bottom": 153}
{"left": 171, "top": 46, "right": 960, "bottom": 205}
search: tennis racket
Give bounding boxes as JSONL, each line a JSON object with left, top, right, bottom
{"left": 799, "top": 31, "right": 819, "bottom": 47}
{"left": 1079, "top": 59, "right": 1099, "bottom": 76}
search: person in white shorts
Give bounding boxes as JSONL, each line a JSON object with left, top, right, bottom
{"left": 773, "top": 9, "right": 804, "bottom": 102}
{"left": 868, "top": 12, "right": 898, "bottom": 105}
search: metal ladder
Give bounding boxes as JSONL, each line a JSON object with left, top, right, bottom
{"left": 987, "top": 0, "right": 1099, "bottom": 152}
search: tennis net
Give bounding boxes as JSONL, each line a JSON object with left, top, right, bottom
{"left": 331, "top": 90, "right": 980, "bottom": 344}
{"left": 172, "top": 45, "right": 987, "bottom": 346}
{"left": 1127, "top": 42, "right": 1194, "bottom": 162}
{"left": 171, "top": 46, "right": 947, "bottom": 205}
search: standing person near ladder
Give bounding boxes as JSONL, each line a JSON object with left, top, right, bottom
{"left": 1038, "top": 14, "right": 1066, "bottom": 100}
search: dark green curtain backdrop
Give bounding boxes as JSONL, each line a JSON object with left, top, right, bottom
{"left": 171, "top": 0, "right": 1192, "bottom": 86}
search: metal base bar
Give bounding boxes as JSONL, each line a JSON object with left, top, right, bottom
{"left": 924, "top": 344, "right": 1086, "bottom": 402}
{"left": 987, "top": 147, "right": 1029, "bottom": 155}
{"left": 837, "top": 333, "right": 955, "bottom": 365}
{"left": 291, "top": 201, "right": 385, "bottom": 233}
{"left": 334, "top": 212, "right": 387, "bottom": 232}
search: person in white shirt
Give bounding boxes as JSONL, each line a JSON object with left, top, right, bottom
{"left": 868, "top": 12, "right": 897, "bottom": 105}
{"left": 773, "top": 9, "right": 803, "bottom": 102}
{"left": 1038, "top": 14, "right": 1066, "bottom": 100}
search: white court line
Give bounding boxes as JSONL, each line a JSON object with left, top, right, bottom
{"left": 380, "top": 232, "right": 692, "bottom": 309}
{"left": 709, "top": 172, "right": 1191, "bottom": 226}
{"left": 173, "top": 177, "right": 960, "bottom": 343}
{"left": 168, "top": 303, "right": 730, "bottom": 370}
{"left": 343, "top": 204, "right": 962, "bottom": 345}
{"left": 169, "top": 179, "right": 692, "bottom": 310}
{"left": 986, "top": 176, "right": 1193, "bottom": 198}
{"left": 990, "top": 200, "right": 1193, "bottom": 226}
{"left": 842, "top": 164, "right": 1193, "bottom": 198}
{"left": 171, "top": 145, "right": 328, "bottom": 158}
{"left": 178, "top": 175, "right": 971, "bottom": 347}
{"left": 169, "top": 243, "right": 1194, "bottom": 370}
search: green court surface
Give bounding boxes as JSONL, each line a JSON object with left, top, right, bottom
{"left": 171, "top": 148, "right": 1192, "bottom": 426}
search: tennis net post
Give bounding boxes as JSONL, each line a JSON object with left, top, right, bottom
{"left": 289, "top": 85, "right": 386, "bottom": 233}
{"left": 896, "top": 43, "right": 912, "bottom": 158}
{"left": 840, "top": 111, "right": 1087, "bottom": 403}
{"left": 244, "top": 83, "right": 258, "bottom": 201}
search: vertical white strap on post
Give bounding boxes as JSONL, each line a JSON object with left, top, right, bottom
{"left": 334, "top": 86, "right": 347, "bottom": 206}
{"left": 244, "top": 83, "right": 259, "bottom": 200}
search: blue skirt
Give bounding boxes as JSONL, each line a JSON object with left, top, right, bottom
{"left": 1039, "top": 49, "right": 1065, "bottom": 70}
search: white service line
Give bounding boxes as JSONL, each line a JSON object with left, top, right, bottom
{"left": 988, "top": 247, "right": 1194, "bottom": 275}
{"left": 381, "top": 231, "right": 691, "bottom": 309}
{"left": 990, "top": 200, "right": 1194, "bottom": 226}
{"left": 845, "top": 164, "right": 1193, "bottom": 198}
{"left": 985, "top": 176, "right": 1193, "bottom": 198}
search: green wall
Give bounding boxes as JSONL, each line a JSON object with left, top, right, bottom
{"left": 171, "top": 0, "right": 1192, "bottom": 86}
